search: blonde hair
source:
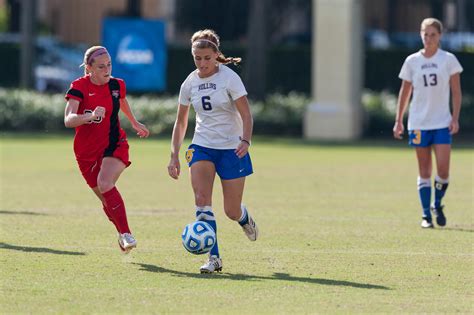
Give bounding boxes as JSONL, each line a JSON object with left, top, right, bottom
{"left": 421, "top": 18, "right": 443, "bottom": 34}
{"left": 191, "top": 29, "right": 242, "bottom": 65}
{"left": 81, "top": 46, "right": 109, "bottom": 75}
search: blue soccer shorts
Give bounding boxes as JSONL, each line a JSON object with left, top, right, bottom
{"left": 185, "top": 144, "right": 253, "bottom": 180}
{"left": 408, "top": 127, "right": 452, "bottom": 147}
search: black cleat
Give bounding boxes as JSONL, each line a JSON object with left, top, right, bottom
{"left": 432, "top": 205, "right": 446, "bottom": 227}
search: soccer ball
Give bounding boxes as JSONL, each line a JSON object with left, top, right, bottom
{"left": 181, "top": 221, "right": 216, "bottom": 255}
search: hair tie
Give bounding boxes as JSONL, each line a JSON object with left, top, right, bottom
{"left": 193, "top": 39, "right": 219, "bottom": 50}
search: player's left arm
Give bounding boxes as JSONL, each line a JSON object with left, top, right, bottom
{"left": 234, "top": 95, "right": 253, "bottom": 158}
{"left": 119, "top": 97, "right": 150, "bottom": 138}
{"left": 449, "top": 73, "right": 462, "bottom": 135}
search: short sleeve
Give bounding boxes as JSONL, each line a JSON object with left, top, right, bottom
{"left": 65, "top": 79, "right": 85, "bottom": 102}
{"left": 178, "top": 79, "right": 192, "bottom": 106}
{"left": 227, "top": 71, "right": 247, "bottom": 100}
{"left": 447, "top": 54, "right": 463, "bottom": 76}
{"left": 398, "top": 58, "right": 412, "bottom": 82}
{"left": 118, "top": 79, "right": 127, "bottom": 99}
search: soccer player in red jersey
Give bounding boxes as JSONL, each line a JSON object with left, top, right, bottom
{"left": 64, "top": 46, "right": 149, "bottom": 253}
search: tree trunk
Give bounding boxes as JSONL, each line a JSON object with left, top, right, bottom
{"left": 20, "top": 0, "right": 36, "bottom": 89}
{"left": 244, "top": 0, "right": 267, "bottom": 101}
{"left": 126, "top": 0, "right": 141, "bottom": 17}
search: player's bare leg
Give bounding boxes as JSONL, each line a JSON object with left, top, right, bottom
{"left": 221, "top": 177, "right": 258, "bottom": 241}
{"left": 190, "top": 161, "right": 221, "bottom": 270}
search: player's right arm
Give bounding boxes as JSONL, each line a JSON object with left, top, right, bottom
{"left": 168, "top": 104, "right": 190, "bottom": 179}
{"left": 64, "top": 99, "right": 105, "bottom": 128}
{"left": 393, "top": 80, "right": 412, "bottom": 139}
{"left": 449, "top": 72, "right": 462, "bottom": 135}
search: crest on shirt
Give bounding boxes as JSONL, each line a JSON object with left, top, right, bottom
{"left": 185, "top": 148, "right": 195, "bottom": 164}
{"left": 111, "top": 90, "right": 120, "bottom": 98}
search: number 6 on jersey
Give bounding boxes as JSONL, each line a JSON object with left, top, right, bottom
{"left": 201, "top": 96, "right": 212, "bottom": 111}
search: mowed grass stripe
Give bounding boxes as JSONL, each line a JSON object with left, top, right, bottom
{"left": 0, "top": 134, "right": 472, "bottom": 314}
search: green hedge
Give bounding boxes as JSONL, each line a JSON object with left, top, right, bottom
{"left": 362, "top": 90, "right": 474, "bottom": 136}
{"left": 0, "top": 89, "right": 309, "bottom": 136}
{"left": 0, "top": 89, "right": 472, "bottom": 137}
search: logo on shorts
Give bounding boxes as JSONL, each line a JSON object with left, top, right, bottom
{"left": 111, "top": 90, "right": 120, "bottom": 98}
{"left": 185, "top": 149, "right": 195, "bottom": 163}
{"left": 410, "top": 130, "right": 422, "bottom": 145}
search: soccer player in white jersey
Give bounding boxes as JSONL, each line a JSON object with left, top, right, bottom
{"left": 167, "top": 29, "right": 258, "bottom": 273}
{"left": 393, "top": 18, "right": 463, "bottom": 229}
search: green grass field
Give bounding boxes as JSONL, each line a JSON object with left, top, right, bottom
{"left": 0, "top": 133, "right": 472, "bottom": 314}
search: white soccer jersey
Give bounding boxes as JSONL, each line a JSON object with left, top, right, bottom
{"left": 179, "top": 64, "right": 248, "bottom": 149}
{"left": 399, "top": 49, "right": 463, "bottom": 130}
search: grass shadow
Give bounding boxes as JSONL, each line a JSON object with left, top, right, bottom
{"left": 0, "top": 210, "right": 48, "bottom": 216}
{"left": 442, "top": 226, "right": 474, "bottom": 233}
{"left": 0, "top": 242, "right": 85, "bottom": 256}
{"left": 133, "top": 263, "right": 390, "bottom": 290}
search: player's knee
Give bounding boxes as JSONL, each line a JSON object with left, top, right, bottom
{"left": 194, "top": 193, "right": 210, "bottom": 207}
{"left": 223, "top": 207, "right": 240, "bottom": 221}
{"left": 438, "top": 170, "right": 449, "bottom": 179}
{"left": 419, "top": 169, "right": 431, "bottom": 178}
{"left": 97, "top": 178, "right": 114, "bottom": 193}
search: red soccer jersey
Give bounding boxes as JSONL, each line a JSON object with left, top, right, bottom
{"left": 65, "top": 75, "right": 127, "bottom": 161}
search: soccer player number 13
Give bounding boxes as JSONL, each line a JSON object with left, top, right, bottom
{"left": 423, "top": 73, "right": 437, "bottom": 87}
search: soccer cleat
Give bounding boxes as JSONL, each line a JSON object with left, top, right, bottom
{"left": 118, "top": 233, "right": 137, "bottom": 253}
{"left": 421, "top": 217, "right": 434, "bottom": 229}
{"left": 431, "top": 205, "right": 446, "bottom": 227}
{"left": 242, "top": 214, "right": 259, "bottom": 241}
{"left": 200, "top": 255, "right": 222, "bottom": 274}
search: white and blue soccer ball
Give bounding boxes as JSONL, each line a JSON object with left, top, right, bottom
{"left": 181, "top": 221, "right": 216, "bottom": 255}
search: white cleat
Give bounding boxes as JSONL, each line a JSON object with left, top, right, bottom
{"left": 420, "top": 218, "right": 434, "bottom": 229}
{"left": 200, "top": 255, "right": 223, "bottom": 274}
{"left": 118, "top": 233, "right": 137, "bottom": 253}
{"left": 242, "top": 214, "right": 259, "bottom": 241}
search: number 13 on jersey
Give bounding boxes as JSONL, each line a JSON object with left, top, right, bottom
{"left": 423, "top": 73, "right": 437, "bottom": 87}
